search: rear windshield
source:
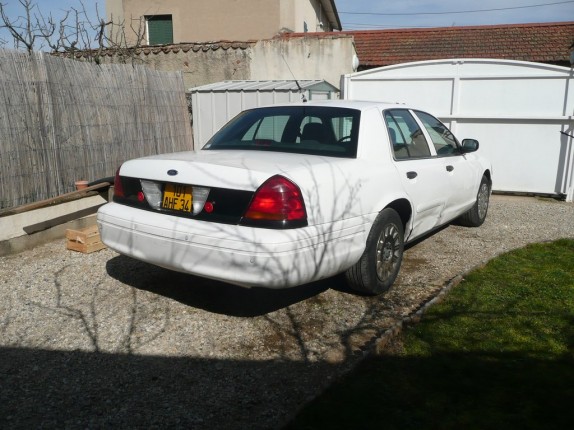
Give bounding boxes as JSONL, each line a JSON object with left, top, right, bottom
{"left": 203, "top": 106, "right": 361, "bottom": 158}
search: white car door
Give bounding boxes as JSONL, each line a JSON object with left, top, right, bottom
{"left": 413, "top": 110, "right": 479, "bottom": 222}
{"left": 384, "top": 109, "right": 449, "bottom": 240}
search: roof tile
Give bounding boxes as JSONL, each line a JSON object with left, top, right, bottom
{"left": 280, "top": 22, "right": 574, "bottom": 67}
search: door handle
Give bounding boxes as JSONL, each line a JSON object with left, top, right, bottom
{"left": 406, "top": 171, "right": 418, "bottom": 179}
{"left": 446, "top": 165, "right": 454, "bottom": 172}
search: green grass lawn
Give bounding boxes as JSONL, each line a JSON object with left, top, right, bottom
{"left": 287, "top": 239, "right": 574, "bottom": 430}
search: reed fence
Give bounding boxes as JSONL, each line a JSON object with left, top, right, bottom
{"left": 0, "top": 49, "right": 193, "bottom": 209}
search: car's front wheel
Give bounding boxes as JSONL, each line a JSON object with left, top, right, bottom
{"left": 457, "top": 175, "right": 491, "bottom": 227}
{"left": 346, "top": 208, "right": 404, "bottom": 295}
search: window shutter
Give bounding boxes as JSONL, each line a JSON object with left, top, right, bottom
{"left": 147, "top": 15, "right": 173, "bottom": 45}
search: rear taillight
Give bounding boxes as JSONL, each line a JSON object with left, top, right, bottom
{"left": 243, "top": 175, "right": 307, "bottom": 226}
{"left": 113, "top": 166, "right": 125, "bottom": 198}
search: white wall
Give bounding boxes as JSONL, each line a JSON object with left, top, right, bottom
{"left": 342, "top": 59, "right": 574, "bottom": 201}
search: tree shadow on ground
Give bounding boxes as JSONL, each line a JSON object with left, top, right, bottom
{"left": 106, "top": 255, "right": 335, "bottom": 317}
{"left": 104, "top": 219, "right": 457, "bottom": 316}
{"left": 2, "top": 345, "right": 572, "bottom": 430}
{"left": 0, "top": 347, "right": 336, "bottom": 430}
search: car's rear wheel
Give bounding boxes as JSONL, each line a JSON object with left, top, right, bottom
{"left": 458, "top": 175, "right": 490, "bottom": 227}
{"left": 346, "top": 208, "right": 404, "bottom": 295}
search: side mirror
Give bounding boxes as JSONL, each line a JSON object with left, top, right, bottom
{"left": 461, "top": 138, "right": 479, "bottom": 153}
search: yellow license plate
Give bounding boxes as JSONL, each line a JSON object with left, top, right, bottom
{"left": 162, "top": 183, "right": 193, "bottom": 212}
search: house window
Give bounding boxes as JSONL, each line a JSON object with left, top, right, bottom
{"left": 146, "top": 15, "right": 173, "bottom": 45}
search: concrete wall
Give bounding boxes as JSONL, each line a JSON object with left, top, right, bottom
{"left": 117, "top": 44, "right": 253, "bottom": 89}
{"left": 102, "top": 36, "right": 356, "bottom": 90}
{"left": 250, "top": 36, "right": 356, "bottom": 89}
{"left": 0, "top": 194, "right": 107, "bottom": 256}
{"left": 107, "top": 0, "right": 337, "bottom": 45}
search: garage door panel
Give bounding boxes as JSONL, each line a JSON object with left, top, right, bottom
{"left": 343, "top": 59, "right": 574, "bottom": 200}
{"left": 348, "top": 80, "right": 454, "bottom": 114}
{"left": 459, "top": 78, "right": 572, "bottom": 116}
{"left": 458, "top": 121, "right": 567, "bottom": 194}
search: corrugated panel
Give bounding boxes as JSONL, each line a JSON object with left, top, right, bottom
{"left": 190, "top": 80, "right": 337, "bottom": 93}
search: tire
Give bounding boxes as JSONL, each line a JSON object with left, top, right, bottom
{"left": 458, "top": 175, "right": 491, "bottom": 227}
{"left": 346, "top": 208, "right": 404, "bottom": 295}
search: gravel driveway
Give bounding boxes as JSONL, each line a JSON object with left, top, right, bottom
{"left": 1, "top": 195, "right": 573, "bottom": 429}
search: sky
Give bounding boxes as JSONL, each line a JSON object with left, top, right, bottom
{"left": 0, "top": 0, "right": 572, "bottom": 48}
{"left": 336, "top": 0, "right": 574, "bottom": 30}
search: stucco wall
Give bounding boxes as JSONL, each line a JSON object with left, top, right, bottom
{"left": 279, "top": 0, "right": 296, "bottom": 33}
{"left": 108, "top": 0, "right": 281, "bottom": 45}
{"left": 118, "top": 45, "right": 253, "bottom": 89}
{"left": 105, "top": 0, "right": 124, "bottom": 28}
{"left": 107, "top": 0, "right": 337, "bottom": 45}
{"left": 294, "top": 0, "right": 331, "bottom": 32}
{"left": 250, "top": 36, "right": 356, "bottom": 89}
{"left": 98, "top": 36, "right": 356, "bottom": 90}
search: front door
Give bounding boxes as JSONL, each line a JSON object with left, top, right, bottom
{"left": 413, "top": 110, "right": 479, "bottom": 222}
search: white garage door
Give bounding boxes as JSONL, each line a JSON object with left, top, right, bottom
{"left": 342, "top": 59, "right": 574, "bottom": 201}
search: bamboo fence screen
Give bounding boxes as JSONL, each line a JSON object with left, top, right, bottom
{"left": 0, "top": 49, "right": 193, "bottom": 209}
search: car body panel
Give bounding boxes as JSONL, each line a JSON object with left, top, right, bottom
{"left": 97, "top": 100, "right": 492, "bottom": 289}
{"left": 98, "top": 202, "right": 369, "bottom": 288}
{"left": 439, "top": 153, "right": 484, "bottom": 222}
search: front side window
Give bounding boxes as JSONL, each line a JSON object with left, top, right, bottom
{"left": 414, "top": 110, "right": 459, "bottom": 156}
{"left": 204, "top": 106, "right": 361, "bottom": 158}
{"left": 384, "top": 109, "right": 431, "bottom": 160}
{"left": 146, "top": 15, "right": 173, "bottom": 45}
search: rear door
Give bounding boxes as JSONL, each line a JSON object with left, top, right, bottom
{"left": 384, "top": 109, "right": 449, "bottom": 240}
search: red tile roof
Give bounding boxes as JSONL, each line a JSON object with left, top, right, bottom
{"left": 280, "top": 22, "right": 574, "bottom": 68}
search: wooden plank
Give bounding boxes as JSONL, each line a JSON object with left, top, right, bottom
{"left": 0, "top": 183, "right": 110, "bottom": 218}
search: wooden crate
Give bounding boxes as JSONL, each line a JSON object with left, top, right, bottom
{"left": 66, "top": 225, "right": 106, "bottom": 254}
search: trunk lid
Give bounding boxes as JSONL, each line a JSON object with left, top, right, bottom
{"left": 120, "top": 149, "right": 341, "bottom": 191}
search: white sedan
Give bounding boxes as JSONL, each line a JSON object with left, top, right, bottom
{"left": 97, "top": 100, "right": 492, "bottom": 294}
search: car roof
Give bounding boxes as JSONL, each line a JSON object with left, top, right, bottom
{"left": 259, "top": 99, "right": 412, "bottom": 111}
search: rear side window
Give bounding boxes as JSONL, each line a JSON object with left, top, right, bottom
{"left": 204, "top": 106, "right": 361, "bottom": 158}
{"left": 384, "top": 109, "right": 431, "bottom": 159}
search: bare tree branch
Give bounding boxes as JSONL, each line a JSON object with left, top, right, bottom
{"left": 0, "top": 0, "right": 37, "bottom": 52}
{"left": 0, "top": 0, "right": 148, "bottom": 64}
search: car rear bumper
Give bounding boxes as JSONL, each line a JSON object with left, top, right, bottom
{"left": 97, "top": 203, "right": 368, "bottom": 288}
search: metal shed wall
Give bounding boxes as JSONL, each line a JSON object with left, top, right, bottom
{"left": 341, "top": 59, "right": 574, "bottom": 201}
{"left": 189, "top": 80, "right": 338, "bottom": 149}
